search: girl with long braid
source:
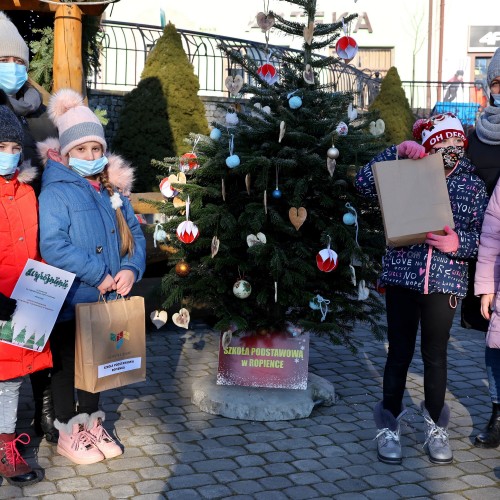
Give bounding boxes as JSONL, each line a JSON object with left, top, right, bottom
{"left": 37, "top": 89, "right": 146, "bottom": 465}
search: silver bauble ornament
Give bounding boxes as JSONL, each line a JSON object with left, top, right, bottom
{"left": 327, "top": 147, "right": 340, "bottom": 159}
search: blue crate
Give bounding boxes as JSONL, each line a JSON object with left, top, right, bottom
{"left": 432, "top": 102, "right": 480, "bottom": 126}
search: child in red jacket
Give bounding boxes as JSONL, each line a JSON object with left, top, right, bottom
{"left": 0, "top": 93, "right": 51, "bottom": 486}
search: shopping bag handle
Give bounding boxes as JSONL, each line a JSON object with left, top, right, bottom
{"left": 98, "top": 293, "right": 130, "bottom": 303}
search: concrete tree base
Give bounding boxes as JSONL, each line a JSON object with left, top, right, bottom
{"left": 191, "top": 373, "right": 336, "bottom": 421}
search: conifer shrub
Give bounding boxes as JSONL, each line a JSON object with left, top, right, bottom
{"left": 112, "top": 77, "right": 174, "bottom": 192}
{"left": 369, "top": 67, "right": 415, "bottom": 145}
{"left": 142, "top": 22, "right": 209, "bottom": 155}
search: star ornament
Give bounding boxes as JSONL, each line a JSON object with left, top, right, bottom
{"left": 176, "top": 220, "right": 199, "bottom": 244}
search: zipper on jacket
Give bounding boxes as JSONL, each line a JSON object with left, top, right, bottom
{"left": 424, "top": 246, "right": 433, "bottom": 294}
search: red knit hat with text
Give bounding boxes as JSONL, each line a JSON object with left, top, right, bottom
{"left": 412, "top": 113, "right": 467, "bottom": 152}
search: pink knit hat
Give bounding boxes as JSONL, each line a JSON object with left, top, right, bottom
{"left": 48, "top": 89, "right": 107, "bottom": 156}
{"left": 412, "top": 113, "right": 467, "bottom": 152}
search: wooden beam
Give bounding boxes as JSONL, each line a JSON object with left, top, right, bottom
{"left": 53, "top": 3, "right": 83, "bottom": 93}
{"left": 0, "top": 1, "right": 110, "bottom": 15}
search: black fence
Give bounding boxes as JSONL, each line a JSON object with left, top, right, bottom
{"left": 91, "top": 21, "right": 381, "bottom": 109}
{"left": 402, "top": 80, "right": 488, "bottom": 125}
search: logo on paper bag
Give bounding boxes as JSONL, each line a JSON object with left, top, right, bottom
{"left": 110, "top": 330, "right": 130, "bottom": 349}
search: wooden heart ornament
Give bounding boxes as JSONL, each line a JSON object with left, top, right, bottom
{"left": 150, "top": 310, "right": 168, "bottom": 329}
{"left": 225, "top": 75, "right": 244, "bottom": 96}
{"left": 247, "top": 232, "right": 267, "bottom": 247}
{"left": 172, "top": 308, "right": 190, "bottom": 329}
{"left": 303, "top": 21, "right": 314, "bottom": 45}
{"left": 256, "top": 12, "right": 275, "bottom": 31}
{"left": 303, "top": 64, "right": 315, "bottom": 84}
{"left": 289, "top": 207, "right": 307, "bottom": 230}
{"left": 369, "top": 119, "right": 386, "bottom": 136}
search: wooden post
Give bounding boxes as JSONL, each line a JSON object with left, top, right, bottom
{"left": 53, "top": 3, "right": 83, "bottom": 93}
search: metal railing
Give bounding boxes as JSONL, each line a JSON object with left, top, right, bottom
{"left": 90, "top": 21, "right": 381, "bottom": 109}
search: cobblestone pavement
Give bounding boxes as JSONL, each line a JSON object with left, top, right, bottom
{"left": 4, "top": 313, "right": 500, "bottom": 499}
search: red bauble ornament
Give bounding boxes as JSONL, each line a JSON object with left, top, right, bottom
{"left": 257, "top": 63, "right": 279, "bottom": 85}
{"left": 159, "top": 177, "right": 176, "bottom": 198}
{"left": 176, "top": 220, "right": 199, "bottom": 244}
{"left": 316, "top": 248, "right": 338, "bottom": 272}
{"left": 335, "top": 36, "right": 358, "bottom": 63}
{"left": 180, "top": 152, "right": 199, "bottom": 172}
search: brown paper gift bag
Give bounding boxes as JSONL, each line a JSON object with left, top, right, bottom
{"left": 372, "top": 152, "right": 454, "bottom": 247}
{"left": 75, "top": 296, "right": 146, "bottom": 393}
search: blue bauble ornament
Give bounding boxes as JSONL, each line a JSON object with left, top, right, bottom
{"left": 272, "top": 188, "right": 282, "bottom": 199}
{"left": 289, "top": 96, "right": 302, "bottom": 109}
{"left": 210, "top": 128, "right": 222, "bottom": 140}
{"left": 343, "top": 212, "right": 356, "bottom": 225}
{"left": 225, "top": 154, "right": 241, "bottom": 168}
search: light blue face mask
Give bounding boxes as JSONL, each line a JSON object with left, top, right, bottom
{"left": 0, "top": 151, "right": 21, "bottom": 176}
{"left": 68, "top": 155, "right": 108, "bottom": 177}
{"left": 491, "top": 93, "right": 500, "bottom": 107}
{"left": 0, "top": 63, "right": 28, "bottom": 95}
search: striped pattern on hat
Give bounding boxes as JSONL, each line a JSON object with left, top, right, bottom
{"left": 48, "top": 89, "right": 106, "bottom": 156}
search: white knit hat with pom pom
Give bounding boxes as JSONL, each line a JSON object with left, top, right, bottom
{"left": 48, "top": 88, "right": 107, "bottom": 156}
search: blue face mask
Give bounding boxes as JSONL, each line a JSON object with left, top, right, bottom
{"left": 491, "top": 93, "right": 500, "bottom": 107}
{"left": 0, "top": 63, "right": 28, "bottom": 95}
{"left": 68, "top": 155, "right": 108, "bottom": 177}
{"left": 0, "top": 151, "right": 21, "bottom": 176}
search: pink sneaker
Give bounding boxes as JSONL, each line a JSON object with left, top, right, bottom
{"left": 54, "top": 415, "right": 104, "bottom": 465}
{"left": 87, "top": 411, "right": 123, "bottom": 459}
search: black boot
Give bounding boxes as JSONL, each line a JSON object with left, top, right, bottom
{"left": 30, "top": 370, "right": 59, "bottom": 444}
{"left": 474, "top": 403, "right": 500, "bottom": 448}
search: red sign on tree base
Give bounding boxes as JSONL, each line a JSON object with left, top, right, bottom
{"left": 217, "top": 331, "right": 309, "bottom": 390}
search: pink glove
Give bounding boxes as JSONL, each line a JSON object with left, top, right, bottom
{"left": 425, "top": 225, "right": 459, "bottom": 253}
{"left": 397, "top": 141, "right": 426, "bottom": 159}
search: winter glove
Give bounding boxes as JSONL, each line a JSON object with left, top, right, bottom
{"left": 396, "top": 141, "right": 426, "bottom": 159}
{"left": 425, "top": 225, "right": 459, "bottom": 253}
{"left": 0, "top": 292, "right": 17, "bottom": 321}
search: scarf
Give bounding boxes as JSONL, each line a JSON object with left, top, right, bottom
{"left": 476, "top": 105, "right": 500, "bottom": 145}
{"left": 7, "top": 86, "right": 42, "bottom": 117}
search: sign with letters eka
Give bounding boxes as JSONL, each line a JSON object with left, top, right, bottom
{"left": 217, "top": 331, "right": 309, "bottom": 390}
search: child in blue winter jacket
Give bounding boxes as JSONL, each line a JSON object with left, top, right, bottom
{"left": 356, "top": 113, "right": 488, "bottom": 465}
{"left": 37, "top": 89, "right": 146, "bottom": 465}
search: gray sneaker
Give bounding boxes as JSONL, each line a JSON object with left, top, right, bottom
{"left": 421, "top": 402, "right": 453, "bottom": 464}
{"left": 373, "top": 402, "right": 406, "bottom": 464}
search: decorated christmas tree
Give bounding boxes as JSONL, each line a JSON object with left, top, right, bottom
{"left": 155, "top": 0, "right": 386, "bottom": 351}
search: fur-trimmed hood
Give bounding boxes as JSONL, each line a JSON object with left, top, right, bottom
{"left": 36, "top": 137, "right": 135, "bottom": 195}
{"left": 15, "top": 160, "right": 37, "bottom": 185}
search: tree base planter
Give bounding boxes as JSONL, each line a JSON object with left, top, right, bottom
{"left": 191, "top": 373, "right": 335, "bottom": 421}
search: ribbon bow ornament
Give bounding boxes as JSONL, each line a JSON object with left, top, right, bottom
{"left": 309, "top": 294, "right": 330, "bottom": 322}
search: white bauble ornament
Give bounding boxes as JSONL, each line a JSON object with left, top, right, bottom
{"left": 233, "top": 279, "right": 252, "bottom": 299}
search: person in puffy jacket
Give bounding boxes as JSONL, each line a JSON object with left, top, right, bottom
{"left": 0, "top": 94, "right": 50, "bottom": 486}
{"left": 0, "top": 9, "right": 59, "bottom": 445}
{"left": 356, "top": 113, "right": 488, "bottom": 466}
{"left": 37, "top": 89, "right": 146, "bottom": 466}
